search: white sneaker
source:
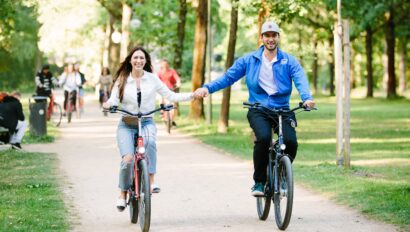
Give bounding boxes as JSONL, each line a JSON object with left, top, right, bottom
{"left": 116, "top": 198, "right": 126, "bottom": 212}
{"left": 151, "top": 184, "right": 161, "bottom": 193}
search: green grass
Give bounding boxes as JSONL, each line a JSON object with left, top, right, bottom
{"left": 0, "top": 149, "right": 69, "bottom": 231}
{"left": 176, "top": 91, "right": 410, "bottom": 230}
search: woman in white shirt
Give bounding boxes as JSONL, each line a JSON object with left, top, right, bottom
{"left": 103, "top": 47, "right": 194, "bottom": 211}
{"left": 59, "top": 63, "right": 82, "bottom": 114}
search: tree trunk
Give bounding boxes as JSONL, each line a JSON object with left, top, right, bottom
{"left": 385, "top": 8, "right": 396, "bottom": 98}
{"left": 189, "top": 0, "right": 207, "bottom": 119}
{"left": 328, "top": 36, "right": 335, "bottom": 96}
{"left": 365, "top": 27, "right": 374, "bottom": 97}
{"left": 172, "top": 0, "right": 187, "bottom": 117}
{"left": 257, "top": 0, "right": 269, "bottom": 46}
{"left": 120, "top": 2, "right": 132, "bottom": 61}
{"left": 312, "top": 36, "right": 318, "bottom": 94}
{"left": 218, "top": 0, "right": 239, "bottom": 134}
{"left": 399, "top": 37, "right": 407, "bottom": 93}
{"left": 102, "top": 14, "right": 113, "bottom": 68}
{"left": 298, "top": 29, "right": 304, "bottom": 66}
{"left": 350, "top": 47, "right": 356, "bottom": 90}
{"left": 174, "top": 0, "right": 187, "bottom": 71}
{"left": 108, "top": 15, "right": 120, "bottom": 73}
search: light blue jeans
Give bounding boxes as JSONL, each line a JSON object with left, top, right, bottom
{"left": 116, "top": 118, "right": 157, "bottom": 191}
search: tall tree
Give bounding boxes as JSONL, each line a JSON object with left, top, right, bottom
{"left": 365, "top": 27, "right": 374, "bottom": 97}
{"left": 218, "top": 0, "right": 239, "bottom": 133}
{"left": 120, "top": 2, "right": 132, "bottom": 61}
{"left": 174, "top": 0, "right": 188, "bottom": 71}
{"left": 384, "top": 6, "right": 396, "bottom": 98}
{"left": 189, "top": 0, "right": 207, "bottom": 119}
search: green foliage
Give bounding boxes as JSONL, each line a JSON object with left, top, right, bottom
{"left": 131, "top": 0, "right": 226, "bottom": 80}
{"left": 0, "top": 149, "right": 69, "bottom": 231}
{"left": 0, "top": 1, "right": 40, "bottom": 91}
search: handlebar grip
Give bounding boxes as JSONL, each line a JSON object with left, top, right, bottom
{"left": 110, "top": 105, "right": 118, "bottom": 113}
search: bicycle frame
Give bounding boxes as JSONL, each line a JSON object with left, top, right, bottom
{"left": 133, "top": 119, "right": 146, "bottom": 198}
{"left": 108, "top": 104, "right": 175, "bottom": 198}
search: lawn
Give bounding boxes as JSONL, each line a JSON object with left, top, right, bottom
{"left": 176, "top": 90, "right": 410, "bottom": 230}
{"left": 0, "top": 149, "right": 69, "bottom": 231}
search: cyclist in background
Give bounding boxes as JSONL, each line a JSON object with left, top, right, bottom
{"left": 59, "top": 63, "right": 82, "bottom": 116}
{"left": 98, "top": 67, "right": 113, "bottom": 108}
{"left": 194, "top": 21, "right": 315, "bottom": 197}
{"left": 35, "top": 64, "right": 59, "bottom": 119}
{"left": 75, "top": 63, "right": 87, "bottom": 114}
{"left": 157, "top": 59, "right": 181, "bottom": 127}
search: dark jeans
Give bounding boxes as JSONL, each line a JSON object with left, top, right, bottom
{"left": 247, "top": 108, "right": 298, "bottom": 183}
{"left": 63, "top": 90, "right": 77, "bottom": 111}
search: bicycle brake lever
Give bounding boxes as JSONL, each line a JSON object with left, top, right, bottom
{"left": 110, "top": 105, "right": 118, "bottom": 113}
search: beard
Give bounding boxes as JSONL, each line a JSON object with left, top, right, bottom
{"left": 265, "top": 43, "right": 278, "bottom": 52}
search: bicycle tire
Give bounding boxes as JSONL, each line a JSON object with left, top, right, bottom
{"left": 129, "top": 178, "right": 139, "bottom": 224}
{"left": 66, "top": 99, "right": 72, "bottom": 123}
{"left": 274, "top": 155, "right": 293, "bottom": 230}
{"left": 138, "top": 160, "right": 151, "bottom": 232}
{"left": 257, "top": 164, "right": 273, "bottom": 220}
{"left": 166, "top": 111, "right": 171, "bottom": 134}
{"left": 51, "top": 103, "right": 62, "bottom": 127}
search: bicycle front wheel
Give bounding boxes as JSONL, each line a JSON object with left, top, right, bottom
{"left": 51, "top": 103, "right": 62, "bottom": 127}
{"left": 138, "top": 160, "right": 151, "bottom": 232}
{"left": 274, "top": 155, "right": 294, "bottom": 230}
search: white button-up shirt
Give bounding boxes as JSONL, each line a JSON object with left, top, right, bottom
{"left": 107, "top": 71, "right": 192, "bottom": 116}
{"left": 59, "top": 72, "right": 82, "bottom": 92}
{"left": 259, "top": 53, "right": 278, "bottom": 95}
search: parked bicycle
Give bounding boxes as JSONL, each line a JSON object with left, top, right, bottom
{"left": 106, "top": 103, "right": 175, "bottom": 232}
{"left": 243, "top": 102, "right": 316, "bottom": 230}
{"left": 32, "top": 94, "right": 62, "bottom": 127}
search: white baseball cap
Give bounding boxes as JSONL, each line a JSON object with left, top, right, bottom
{"left": 261, "top": 21, "right": 280, "bottom": 34}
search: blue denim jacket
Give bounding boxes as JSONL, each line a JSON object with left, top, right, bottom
{"left": 203, "top": 46, "right": 313, "bottom": 109}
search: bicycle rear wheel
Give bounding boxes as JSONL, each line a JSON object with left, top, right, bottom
{"left": 274, "top": 155, "right": 293, "bottom": 230}
{"left": 66, "top": 98, "right": 72, "bottom": 123}
{"left": 138, "top": 160, "right": 151, "bottom": 232}
{"left": 165, "top": 111, "right": 171, "bottom": 134}
{"left": 257, "top": 195, "right": 271, "bottom": 220}
{"left": 129, "top": 180, "right": 139, "bottom": 224}
{"left": 257, "top": 164, "right": 273, "bottom": 220}
{"left": 51, "top": 103, "right": 62, "bottom": 127}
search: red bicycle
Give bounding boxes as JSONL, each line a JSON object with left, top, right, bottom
{"left": 106, "top": 103, "right": 174, "bottom": 232}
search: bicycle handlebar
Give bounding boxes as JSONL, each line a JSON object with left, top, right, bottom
{"left": 243, "top": 102, "right": 317, "bottom": 113}
{"left": 105, "top": 104, "right": 175, "bottom": 118}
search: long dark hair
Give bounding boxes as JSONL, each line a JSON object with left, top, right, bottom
{"left": 112, "top": 46, "right": 152, "bottom": 102}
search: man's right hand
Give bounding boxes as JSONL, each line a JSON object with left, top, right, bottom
{"left": 193, "top": 87, "right": 209, "bottom": 99}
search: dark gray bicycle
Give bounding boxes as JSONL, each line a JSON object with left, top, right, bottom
{"left": 243, "top": 102, "right": 316, "bottom": 230}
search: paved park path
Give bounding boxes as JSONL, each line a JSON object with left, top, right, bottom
{"left": 25, "top": 94, "right": 398, "bottom": 232}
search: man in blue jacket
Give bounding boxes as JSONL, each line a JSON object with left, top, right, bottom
{"left": 194, "top": 21, "right": 316, "bottom": 196}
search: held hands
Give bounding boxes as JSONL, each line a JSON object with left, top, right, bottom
{"left": 102, "top": 102, "right": 111, "bottom": 109}
{"left": 303, "top": 100, "right": 316, "bottom": 109}
{"left": 192, "top": 87, "right": 209, "bottom": 99}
